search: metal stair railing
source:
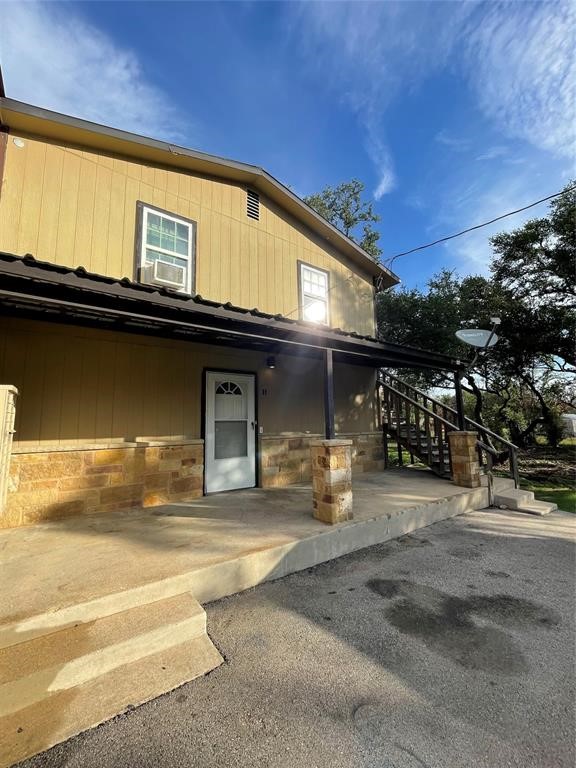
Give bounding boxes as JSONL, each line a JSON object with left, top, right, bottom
{"left": 378, "top": 373, "right": 520, "bottom": 487}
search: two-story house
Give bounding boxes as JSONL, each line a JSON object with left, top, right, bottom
{"left": 0, "top": 93, "right": 460, "bottom": 528}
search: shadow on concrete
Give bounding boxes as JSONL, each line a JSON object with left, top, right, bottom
{"left": 4, "top": 473, "right": 574, "bottom": 767}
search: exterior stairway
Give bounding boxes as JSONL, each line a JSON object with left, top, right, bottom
{"left": 386, "top": 408, "right": 452, "bottom": 479}
{"left": 378, "top": 372, "right": 521, "bottom": 487}
{"left": 0, "top": 591, "right": 223, "bottom": 767}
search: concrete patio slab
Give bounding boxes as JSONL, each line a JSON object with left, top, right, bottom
{"left": 0, "top": 468, "right": 515, "bottom": 767}
{"left": 0, "top": 469, "right": 510, "bottom": 647}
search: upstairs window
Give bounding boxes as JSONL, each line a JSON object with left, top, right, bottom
{"left": 136, "top": 202, "right": 195, "bottom": 294}
{"left": 299, "top": 262, "right": 330, "bottom": 325}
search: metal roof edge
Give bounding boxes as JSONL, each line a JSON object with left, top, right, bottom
{"left": 0, "top": 251, "right": 459, "bottom": 369}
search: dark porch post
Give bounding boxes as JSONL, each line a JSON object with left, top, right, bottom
{"left": 454, "top": 370, "right": 466, "bottom": 431}
{"left": 323, "top": 348, "right": 336, "bottom": 439}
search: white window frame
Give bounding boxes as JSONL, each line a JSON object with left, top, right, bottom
{"left": 298, "top": 262, "right": 330, "bottom": 326}
{"left": 137, "top": 202, "right": 195, "bottom": 295}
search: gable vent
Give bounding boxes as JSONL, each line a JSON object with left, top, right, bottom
{"left": 246, "top": 189, "right": 260, "bottom": 220}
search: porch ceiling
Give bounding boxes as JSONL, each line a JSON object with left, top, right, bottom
{"left": 0, "top": 252, "right": 463, "bottom": 372}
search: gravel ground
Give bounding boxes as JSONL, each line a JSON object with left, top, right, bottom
{"left": 20, "top": 507, "right": 576, "bottom": 768}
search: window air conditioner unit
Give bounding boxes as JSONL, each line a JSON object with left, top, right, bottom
{"left": 142, "top": 260, "right": 186, "bottom": 290}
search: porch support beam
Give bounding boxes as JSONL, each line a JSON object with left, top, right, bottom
{"left": 323, "top": 349, "right": 335, "bottom": 439}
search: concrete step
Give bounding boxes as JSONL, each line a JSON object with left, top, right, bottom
{"left": 0, "top": 633, "right": 222, "bottom": 768}
{"left": 493, "top": 477, "right": 515, "bottom": 493}
{"left": 493, "top": 488, "right": 557, "bottom": 516}
{"left": 0, "top": 593, "right": 223, "bottom": 767}
{"left": 493, "top": 488, "right": 535, "bottom": 509}
{"left": 0, "top": 573, "right": 212, "bottom": 650}
{"left": 515, "top": 500, "right": 557, "bottom": 516}
{"left": 0, "top": 593, "right": 206, "bottom": 713}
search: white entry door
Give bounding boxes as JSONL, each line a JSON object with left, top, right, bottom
{"left": 205, "top": 372, "right": 256, "bottom": 493}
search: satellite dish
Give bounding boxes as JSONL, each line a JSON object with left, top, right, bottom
{"left": 456, "top": 329, "right": 499, "bottom": 348}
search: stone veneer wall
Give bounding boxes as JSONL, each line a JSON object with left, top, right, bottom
{"left": 3, "top": 441, "right": 204, "bottom": 529}
{"left": 4, "top": 432, "right": 383, "bottom": 526}
{"left": 349, "top": 432, "right": 386, "bottom": 473}
{"left": 260, "top": 432, "right": 383, "bottom": 488}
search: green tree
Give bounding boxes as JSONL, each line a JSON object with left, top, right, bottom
{"left": 376, "top": 264, "right": 575, "bottom": 447}
{"left": 491, "top": 181, "right": 576, "bottom": 310}
{"left": 377, "top": 270, "right": 505, "bottom": 430}
{"left": 490, "top": 181, "right": 576, "bottom": 371}
{"left": 376, "top": 183, "right": 576, "bottom": 447}
{"left": 304, "top": 179, "right": 382, "bottom": 260}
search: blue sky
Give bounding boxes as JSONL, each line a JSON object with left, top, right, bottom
{"left": 1, "top": 1, "right": 574, "bottom": 289}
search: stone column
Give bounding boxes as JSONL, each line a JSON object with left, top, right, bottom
{"left": 310, "top": 439, "right": 353, "bottom": 524}
{"left": 0, "top": 385, "right": 18, "bottom": 520}
{"left": 448, "top": 430, "right": 481, "bottom": 488}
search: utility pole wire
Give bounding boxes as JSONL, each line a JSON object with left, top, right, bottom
{"left": 384, "top": 185, "right": 576, "bottom": 267}
{"left": 280, "top": 184, "right": 574, "bottom": 323}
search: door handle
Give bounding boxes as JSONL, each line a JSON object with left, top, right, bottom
{"left": 251, "top": 421, "right": 256, "bottom": 430}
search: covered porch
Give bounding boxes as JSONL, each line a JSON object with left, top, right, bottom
{"left": 0, "top": 466, "right": 513, "bottom": 767}
{"left": 0, "top": 251, "right": 468, "bottom": 530}
{"left": 1, "top": 469, "right": 505, "bottom": 646}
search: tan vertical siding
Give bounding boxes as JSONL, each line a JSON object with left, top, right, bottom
{"left": 0, "top": 133, "right": 376, "bottom": 335}
{"left": 0, "top": 319, "right": 378, "bottom": 448}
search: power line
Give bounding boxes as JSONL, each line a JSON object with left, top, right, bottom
{"left": 281, "top": 184, "right": 574, "bottom": 322}
{"left": 385, "top": 185, "right": 575, "bottom": 267}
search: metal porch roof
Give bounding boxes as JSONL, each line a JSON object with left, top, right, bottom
{"left": 0, "top": 252, "right": 462, "bottom": 372}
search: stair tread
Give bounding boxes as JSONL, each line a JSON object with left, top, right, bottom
{"left": 389, "top": 429, "right": 451, "bottom": 481}
{"left": 517, "top": 501, "right": 557, "bottom": 516}
{"left": 0, "top": 592, "right": 204, "bottom": 686}
{"left": 0, "top": 633, "right": 223, "bottom": 768}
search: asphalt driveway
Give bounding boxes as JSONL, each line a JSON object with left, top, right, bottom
{"left": 20, "top": 507, "right": 576, "bottom": 768}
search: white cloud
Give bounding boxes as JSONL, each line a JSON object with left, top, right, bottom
{"left": 365, "top": 121, "right": 396, "bottom": 199}
{"left": 463, "top": 2, "right": 576, "bottom": 159}
{"left": 288, "top": 1, "right": 575, "bottom": 208}
{"left": 374, "top": 166, "right": 396, "bottom": 200}
{"left": 435, "top": 131, "right": 472, "bottom": 152}
{"left": 475, "top": 146, "right": 509, "bottom": 162}
{"left": 286, "top": 2, "right": 475, "bottom": 199}
{"left": 0, "top": 2, "right": 187, "bottom": 143}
